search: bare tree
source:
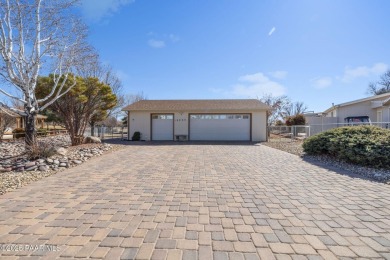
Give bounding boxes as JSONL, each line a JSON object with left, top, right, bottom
{"left": 0, "top": 0, "right": 90, "bottom": 146}
{"left": 283, "top": 101, "right": 308, "bottom": 117}
{"left": 122, "top": 92, "right": 147, "bottom": 107}
{"left": 100, "top": 116, "right": 119, "bottom": 127}
{"left": 259, "top": 94, "right": 291, "bottom": 125}
{"left": 367, "top": 70, "right": 390, "bottom": 95}
{"left": 76, "top": 53, "right": 125, "bottom": 135}
{"left": 90, "top": 64, "right": 123, "bottom": 118}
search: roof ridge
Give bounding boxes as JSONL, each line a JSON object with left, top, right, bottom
{"left": 122, "top": 99, "right": 270, "bottom": 111}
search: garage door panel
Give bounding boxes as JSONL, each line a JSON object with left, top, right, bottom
{"left": 152, "top": 114, "right": 173, "bottom": 140}
{"left": 190, "top": 114, "right": 250, "bottom": 141}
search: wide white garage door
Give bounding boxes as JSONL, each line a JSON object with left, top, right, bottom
{"left": 190, "top": 114, "right": 250, "bottom": 141}
{"left": 152, "top": 114, "right": 174, "bottom": 140}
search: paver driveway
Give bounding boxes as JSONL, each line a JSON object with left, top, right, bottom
{"left": 0, "top": 143, "right": 390, "bottom": 259}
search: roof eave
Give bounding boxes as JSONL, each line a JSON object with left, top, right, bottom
{"left": 122, "top": 108, "right": 270, "bottom": 112}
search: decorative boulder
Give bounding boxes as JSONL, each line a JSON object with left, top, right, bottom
{"left": 52, "top": 146, "right": 68, "bottom": 156}
{"left": 83, "top": 136, "right": 102, "bottom": 144}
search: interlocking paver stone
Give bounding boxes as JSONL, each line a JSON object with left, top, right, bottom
{"left": 0, "top": 143, "right": 390, "bottom": 259}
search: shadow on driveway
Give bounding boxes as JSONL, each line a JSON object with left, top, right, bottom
{"left": 103, "top": 138, "right": 262, "bottom": 146}
{"left": 301, "top": 155, "right": 386, "bottom": 184}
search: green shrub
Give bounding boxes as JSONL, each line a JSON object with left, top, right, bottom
{"left": 12, "top": 128, "right": 25, "bottom": 138}
{"left": 285, "top": 114, "right": 306, "bottom": 126}
{"left": 303, "top": 126, "right": 390, "bottom": 168}
{"left": 37, "top": 128, "right": 48, "bottom": 136}
{"left": 12, "top": 128, "right": 49, "bottom": 138}
{"left": 132, "top": 131, "right": 141, "bottom": 141}
{"left": 275, "top": 120, "right": 284, "bottom": 126}
{"left": 12, "top": 128, "right": 25, "bottom": 133}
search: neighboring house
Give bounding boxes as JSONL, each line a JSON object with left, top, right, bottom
{"left": 16, "top": 114, "right": 47, "bottom": 129}
{"left": 0, "top": 107, "right": 47, "bottom": 133}
{"left": 303, "top": 93, "right": 390, "bottom": 136}
{"left": 0, "top": 108, "right": 19, "bottom": 136}
{"left": 323, "top": 92, "right": 390, "bottom": 124}
{"left": 122, "top": 99, "right": 270, "bottom": 141}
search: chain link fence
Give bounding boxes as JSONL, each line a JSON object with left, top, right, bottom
{"left": 269, "top": 122, "right": 390, "bottom": 142}
{"left": 84, "top": 126, "right": 128, "bottom": 140}
{"left": 268, "top": 126, "right": 310, "bottom": 142}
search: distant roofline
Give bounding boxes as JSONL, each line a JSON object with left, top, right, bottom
{"left": 323, "top": 92, "right": 390, "bottom": 114}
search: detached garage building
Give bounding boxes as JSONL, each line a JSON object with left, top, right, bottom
{"left": 122, "top": 99, "right": 270, "bottom": 142}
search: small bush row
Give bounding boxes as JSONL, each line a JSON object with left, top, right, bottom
{"left": 302, "top": 126, "right": 390, "bottom": 168}
{"left": 12, "top": 128, "right": 48, "bottom": 138}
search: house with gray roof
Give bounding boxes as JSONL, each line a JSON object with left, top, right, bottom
{"left": 122, "top": 99, "right": 270, "bottom": 141}
{"left": 323, "top": 92, "right": 390, "bottom": 124}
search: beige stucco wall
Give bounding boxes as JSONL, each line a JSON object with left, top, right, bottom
{"left": 128, "top": 111, "right": 152, "bottom": 140}
{"left": 375, "top": 106, "right": 390, "bottom": 122}
{"left": 251, "top": 111, "right": 267, "bottom": 142}
{"left": 174, "top": 112, "right": 188, "bottom": 136}
{"left": 127, "top": 110, "right": 268, "bottom": 142}
{"left": 336, "top": 101, "right": 376, "bottom": 123}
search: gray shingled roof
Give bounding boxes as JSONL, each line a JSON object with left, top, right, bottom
{"left": 122, "top": 99, "right": 271, "bottom": 111}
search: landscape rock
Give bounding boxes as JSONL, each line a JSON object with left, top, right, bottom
{"left": 25, "top": 162, "right": 36, "bottom": 168}
{"left": 38, "top": 165, "right": 49, "bottom": 171}
{"left": 83, "top": 136, "right": 101, "bottom": 144}
{"left": 50, "top": 146, "right": 67, "bottom": 156}
{"left": 25, "top": 165, "right": 37, "bottom": 171}
{"left": 0, "top": 135, "right": 118, "bottom": 195}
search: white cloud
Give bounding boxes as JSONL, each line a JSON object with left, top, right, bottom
{"left": 342, "top": 62, "right": 388, "bottom": 82}
{"left": 231, "top": 72, "right": 286, "bottom": 97}
{"left": 81, "top": 0, "right": 134, "bottom": 22}
{"left": 268, "top": 27, "right": 276, "bottom": 36}
{"left": 269, "top": 71, "right": 288, "bottom": 80}
{"left": 371, "top": 63, "right": 388, "bottom": 74}
{"left": 311, "top": 77, "right": 332, "bottom": 89}
{"left": 146, "top": 33, "right": 180, "bottom": 48}
{"left": 168, "top": 34, "right": 180, "bottom": 43}
{"left": 147, "top": 39, "right": 166, "bottom": 48}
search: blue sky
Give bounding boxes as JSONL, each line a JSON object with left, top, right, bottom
{"left": 80, "top": 0, "right": 390, "bottom": 112}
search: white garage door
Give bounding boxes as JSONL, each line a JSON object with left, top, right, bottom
{"left": 152, "top": 114, "right": 174, "bottom": 140}
{"left": 190, "top": 114, "right": 250, "bottom": 141}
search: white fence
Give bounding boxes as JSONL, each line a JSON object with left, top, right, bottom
{"left": 269, "top": 126, "right": 310, "bottom": 141}
{"left": 269, "top": 122, "right": 390, "bottom": 141}
{"left": 308, "top": 122, "right": 390, "bottom": 136}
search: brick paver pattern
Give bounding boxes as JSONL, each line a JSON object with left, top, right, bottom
{"left": 0, "top": 144, "right": 390, "bottom": 259}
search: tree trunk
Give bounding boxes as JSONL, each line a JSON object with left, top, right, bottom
{"left": 69, "top": 119, "right": 87, "bottom": 146}
{"left": 70, "top": 134, "right": 84, "bottom": 146}
{"left": 25, "top": 112, "right": 37, "bottom": 147}
{"left": 91, "top": 121, "right": 95, "bottom": 136}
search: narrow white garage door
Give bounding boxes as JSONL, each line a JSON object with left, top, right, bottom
{"left": 152, "top": 114, "right": 174, "bottom": 140}
{"left": 190, "top": 114, "right": 250, "bottom": 141}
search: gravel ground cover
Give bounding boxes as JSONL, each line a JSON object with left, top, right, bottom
{"left": 0, "top": 135, "right": 126, "bottom": 195}
{"left": 263, "top": 137, "right": 390, "bottom": 184}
